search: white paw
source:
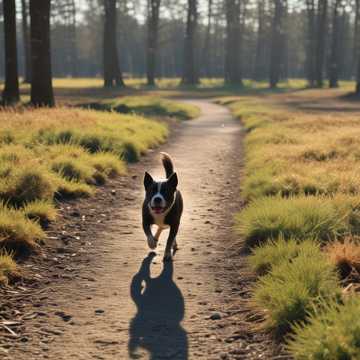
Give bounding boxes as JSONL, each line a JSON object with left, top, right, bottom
{"left": 147, "top": 236, "right": 157, "bottom": 250}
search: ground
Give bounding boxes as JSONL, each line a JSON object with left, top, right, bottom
{"left": 0, "top": 100, "right": 277, "bottom": 360}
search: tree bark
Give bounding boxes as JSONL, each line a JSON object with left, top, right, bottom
{"left": 269, "top": 0, "right": 283, "bottom": 88}
{"left": 202, "top": 0, "right": 213, "bottom": 78}
{"left": 146, "top": 0, "right": 161, "bottom": 86}
{"left": 225, "top": 0, "right": 243, "bottom": 85}
{"left": 305, "top": 0, "right": 316, "bottom": 86}
{"left": 253, "top": 0, "right": 267, "bottom": 80}
{"left": 103, "top": 0, "right": 125, "bottom": 88}
{"left": 30, "top": 0, "right": 54, "bottom": 107}
{"left": 329, "top": 0, "right": 340, "bottom": 88}
{"left": 2, "top": 0, "right": 20, "bottom": 105}
{"left": 182, "top": 0, "right": 199, "bottom": 85}
{"left": 21, "top": 0, "right": 31, "bottom": 83}
{"left": 315, "top": 0, "right": 328, "bottom": 87}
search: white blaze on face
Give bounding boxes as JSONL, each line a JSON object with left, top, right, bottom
{"left": 150, "top": 182, "right": 166, "bottom": 209}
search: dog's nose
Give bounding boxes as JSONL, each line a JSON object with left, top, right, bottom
{"left": 153, "top": 196, "right": 162, "bottom": 204}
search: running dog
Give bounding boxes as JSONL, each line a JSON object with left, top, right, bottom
{"left": 142, "top": 153, "right": 183, "bottom": 261}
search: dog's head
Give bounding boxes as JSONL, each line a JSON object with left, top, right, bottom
{"left": 143, "top": 172, "right": 178, "bottom": 214}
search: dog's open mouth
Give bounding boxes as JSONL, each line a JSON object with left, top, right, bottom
{"left": 152, "top": 206, "right": 165, "bottom": 214}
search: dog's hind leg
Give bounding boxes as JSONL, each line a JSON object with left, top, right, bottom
{"left": 164, "top": 223, "right": 179, "bottom": 262}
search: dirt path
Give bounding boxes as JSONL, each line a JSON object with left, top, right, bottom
{"left": 6, "top": 101, "right": 275, "bottom": 360}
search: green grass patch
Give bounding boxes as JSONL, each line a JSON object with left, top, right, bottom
{"left": 249, "top": 237, "right": 320, "bottom": 276}
{"left": 0, "top": 251, "right": 18, "bottom": 285}
{"left": 287, "top": 296, "right": 360, "bottom": 359}
{"left": 0, "top": 203, "right": 45, "bottom": 254}
{"left": 236, "top": 196, "right": 357, "bottom": 247}
{"left": 253, "top": 247, "right": 341, "bottom": 336}
{"left": 22, "top": 200, "right": 57, "bottom": 229}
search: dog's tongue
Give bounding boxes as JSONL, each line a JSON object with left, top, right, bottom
{"left": 153, "top": 207, "right": 163, "bottom": 214}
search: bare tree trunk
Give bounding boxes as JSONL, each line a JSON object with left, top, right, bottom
{"left": 146, "top": 0, "right": 161, "bottom": 86}
{"left": 21, "top": 0, "right": 31, "bottom": 83}
{"left": 30, "top": 0, "right": 54, "bottom": 107}
{"left": 103, "top": 0, "right": 124, "bottom": 88}
{"left": 269, "top": 0, "right": 283, "bottom": 88}
{"left": 182, "top": 0, "right": 199, "bottom": 85}
{"left": 353, "top": 0, "right": 360, "bottom": 78}
{"left": 329, "top": 0, "right": 340, "bottom": 88}
{"left": 305, "top": 0, "right": 316, "bottom": 86}
{"left": 315, "top": 0, "right": 328, "bottom": 87}
{"left": 225, "top": 0, "right": 243, "bottom": 85}
{"left": 202, "top": 0, "right": 213, "bottom": 78}
{"left": 2, "top": 0, "right": 20, "bottom": 105}
{"left": 253, "top": 0, "right": 267, "bottom": 80}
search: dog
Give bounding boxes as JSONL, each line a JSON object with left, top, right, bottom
{"left": 142, "top": 152, "right": 183, "bottom": 261}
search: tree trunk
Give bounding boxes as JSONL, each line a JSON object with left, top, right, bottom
{"left": 305, "top": 0, "right": 316, "bottom": 86}
{"left": 253, "top": 0, "right": 267, "bottom": 80}
{"left": 315, "top": 0, "right": 328, "bottom": 87}
{"left": 146, "top": 0, "right": 161, "bottom": 86}
{"left": 2, "top": 0, "right": 20, "bottom": 105}
{"left": 269, "top": 0, "right": 283, "bottom": 88}
{"left": 225, "top": 0, "right": 243, "bottom": 85}
{"left": 202, "top": 0, "right": 213, "bottom": 78}
{"left": 329, "top": 0, "right": 340, "bottom": 88}
{"left": 182, "top": 0, "right": 199, "bottom": 85}
{"left": 30, "top": 0, "right": 54, "bottom": 107}
{"left": 21, "top": 0, "right": 31, "bottom": 83}
{"left": 103, "top": 0, "right": 125, "bottom": 88}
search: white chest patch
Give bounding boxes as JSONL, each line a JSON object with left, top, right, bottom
{"left": 149, "top": 208, "right": 170, "bottom": 229}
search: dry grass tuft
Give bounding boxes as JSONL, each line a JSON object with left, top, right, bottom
{"left": 325, "top": 237, "right": 360, "bottom": 280}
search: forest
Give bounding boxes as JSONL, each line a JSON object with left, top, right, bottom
{"left": 2, "top": 1, "right": 360, "bottom": 360}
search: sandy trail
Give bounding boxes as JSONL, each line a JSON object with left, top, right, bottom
{"left": 7, "top": 101, "right": 272, "bottom": 360}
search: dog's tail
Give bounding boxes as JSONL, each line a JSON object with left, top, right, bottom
{"left": 160, "top": 152, "right": 174, "bottom": 178}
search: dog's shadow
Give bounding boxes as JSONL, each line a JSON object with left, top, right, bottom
{"left": 128, "top": 252, "right": 188, "bottom": 360}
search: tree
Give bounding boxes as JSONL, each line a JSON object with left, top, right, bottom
{"left": 21, "top": 0, "right": 31, "bottom": 83}
{"left": 253, "top": 0, "right": 268, "bottom": 80}
{"left": 269, "top": 0, "right": 284, "bottom": 88}
{"left": 315, "top": 0, "right": 328, "bottom": 87}
{"left": 146, "top": 0, "right": 161, "bottom": 86}
{"left": 305, "top": 0, "right": 316, "bottom": 86}
{"left": 30, "top": 0, "right": 55, "bottom": 107}
{"left": 201, "top": 0, "right": 213, "bottom": 78}
{"left": 329, "top": 0, "right": 341, "bottom": 88}
{"left": 182, "top": 0, "right": 199, "bottom": 85}
{"left": 103, "top": 0, "right": 125, "bottom": 87}
{"left": 2, "top": 0, "right": 20, "bottom": 104}
{"left": 225, "top": 0, "right": 243, "bottom": 85}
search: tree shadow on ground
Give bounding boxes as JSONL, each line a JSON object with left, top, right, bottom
{"left": 128, "top": 252, "right": 188, "bottom": 360}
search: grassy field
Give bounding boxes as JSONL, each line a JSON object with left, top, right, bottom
{"left": 0, "top": 95, "right": 199, "bottom": 284}
{"left": 219, "top": 92, "right": 360, "bottom": 357}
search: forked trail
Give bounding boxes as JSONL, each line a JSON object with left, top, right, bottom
{"left": 8, "top": 101, "right": 274, "bottom": 360}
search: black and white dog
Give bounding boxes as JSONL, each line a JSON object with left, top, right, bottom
{"left": 142, "top": 153, "right": 183, "bottom": 261}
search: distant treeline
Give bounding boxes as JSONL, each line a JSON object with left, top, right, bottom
{"left": 1, "top": 0, "right": 360, "bottom": 106}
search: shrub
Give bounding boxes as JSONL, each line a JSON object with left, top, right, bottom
{"left": 249, "top": 238, "right": 320, "bottom": 276}
{"left": 287, "top": 297, "right": 360, "bottom": 359}
{"left": 236, "top": 196, "right": 353, "bottom": 247}
{"left": 56, "top": 178, "right": 93, "bottom": 199}
{"left": 90, "top": 152, "right": 126, "bottom": 177}
{"left": 253, "top": 249, "right": 341, "bottom": 336}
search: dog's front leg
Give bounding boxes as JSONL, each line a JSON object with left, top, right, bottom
{"left": 163, "top": 223, "right": 179, "bottom": 261}
{"left": 143, "top": 221, "right": 157, "bottom": 250}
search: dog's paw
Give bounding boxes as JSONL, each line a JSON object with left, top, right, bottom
{"left": 163, "top": 252, "right": 173, "bottom": 262}
{"left": 172, "top": 241, "right": 179, "bottom": 255}
{"left": 147, "top": 236, "right": 157, "bottom": 250}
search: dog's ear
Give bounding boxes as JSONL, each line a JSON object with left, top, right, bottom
{"left": 167, "top": 172, "right": 178, "bottom": 191}
{"left": 144, "top": 172, "right": 154, "bottom": 190}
